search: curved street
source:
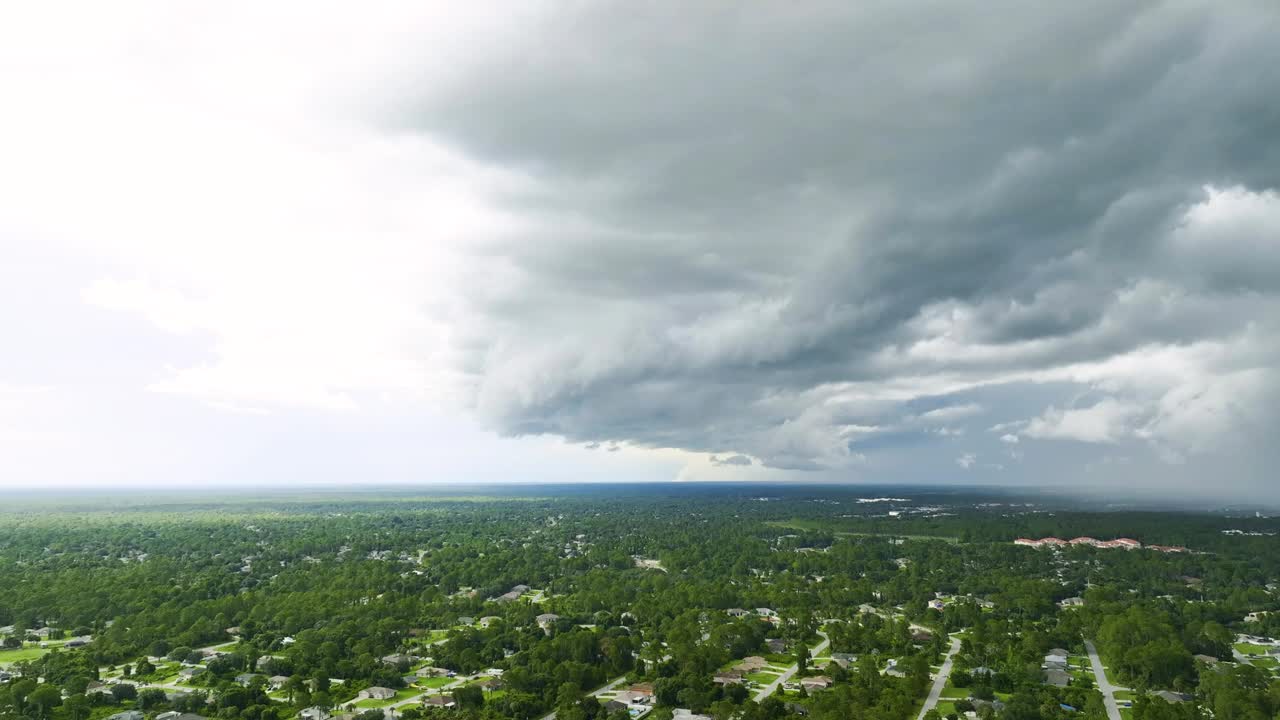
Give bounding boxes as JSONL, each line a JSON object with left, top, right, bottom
{"left": 1084, "top": 639, "right": 1123, "bottom": 720}
{"left": 916, "top": 635, "right": 961, "bottom": 720}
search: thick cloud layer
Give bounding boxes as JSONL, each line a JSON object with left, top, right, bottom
{"left": 403, "top": 1, "right": 1280, "bottom": 495}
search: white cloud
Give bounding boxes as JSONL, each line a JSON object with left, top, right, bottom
{"left": 1000, "top": 433, "right": 1019, "bottom": 444}
{"left": 1023, "top": 398, "right": 1144, "bottom": 444}
{"left": 919, "top": 403, "right": 983, "bottom": 423}
{"left": 956, "top": 453, "right": 977, "bottom": 469}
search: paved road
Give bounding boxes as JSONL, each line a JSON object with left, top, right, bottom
{"left": 753, "top": 631, "right": 830, "bottom": 702}
{"left": 536, "top": 675, "right": 628, "bottom": 720}
{"left": 1084, "top": 639, "right": 1123, "bottom": 720}
{"left": 915, "top": 635, "right": 962, "bottom": 720}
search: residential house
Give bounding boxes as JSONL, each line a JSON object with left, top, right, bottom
{"left": 928, "top": 600, "right": 945, "bottom": 611}
{"left": 756, "top": 608, "right": 777, "bottom": 618}
{"left": 156, "top": 713, "right": 206, "bottom": 720}
{"left": 766, "top": 638, "right": 787, "bottom": 654}
{"left": 911, "top": 630, "right": 933, "bottom": 642}
{"left": 178, "top": 667, "right": 206, "bottom": 681}
{"left": 256, "top": 655, "right": 275, "bottom": 671}
{"left": 1044, "top": 669, "right": 1070, "bottom": 687}
{"left": 673, "top": 711, "right": 710, "bottom": 720}
{"left": 831, "top": 652, "right": 856, "bottom": 668}
{"left": 300, "top": 708, "right": 331, "bottom": 720}
{"left": 106, "top": 712, "right": 144, "bottom": 720}
{"left": 713, "top": 670, "right": 744, "bottom": 685}
{"left": 1155, "top": 691, "right": 1192, "bottom": 703}
{"left": 235, "top": 673, "right": 259, "bottom": 687}
{"left": 423, "top": 696, "right": 456, "bottom": 708}
{"left": 1193, "top": 655, "right": 1219, "bottom": 666}
{"left": 536, "top": 613, "right": 561, "bottom": 629}
{"left": 726, "top": 609, "right": 751, "bottom": 618}
{"left": 476, "top": 678, "right": 503, "bottom": 692}
{"left": 457, "top": 617, "right": 474, "bottom": 626}
{"left": 1048, "top": 648, "right": 1070, "bottom": 659}
{"left": 970, "top": 699, "right": 1007, "bottom": 714}
{"left": 416, "top": 667, "right": 450, "bottom": 678}
{"left": 478, "top": 616, "right": 501, "bottom": 628}
{"left": 800, "top": 676, "right": 831, "bottom": 690}
{"left": 1059, "top": 597, "right": 1085, "bottom": 608}
{"left": 605, "top": 700, "right": 630, "bottom": 714}
{"left": 628, "top": 683, "right": 655, "bottom": 699}
{"left": 381, "top": 653, "right": 413, "bottom": 666}
{"left": 269, "top": 676, "right": 290, "bottom": 691}
{"left": 359, "top": 687, "right": 396, "bottom": 701}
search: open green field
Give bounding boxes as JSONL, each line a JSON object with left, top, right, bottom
{"left": 746, "top": 671, "right": 781, "bottom": 683}
{"left": 0, "top": 645, "right": 48, "bottom": 665}
{"left": 1234, "top": 642, "right": 1273, "bottom": 656}
{"left": 416, "top": 676, "right": 454, "bottom": 689}
{"left": 765, "top": 520, "right": 960, "bottom": 543}
{"left": 1249, "top": 656, "right": 1278, "bottom": 669}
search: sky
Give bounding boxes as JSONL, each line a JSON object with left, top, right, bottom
{"left": 1, "top": 2, "right": 1279, "bottom": 501}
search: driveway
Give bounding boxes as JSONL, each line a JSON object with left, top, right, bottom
{"left": 916, "top": 635, "right": 961, "bottom": 720}
{"left": 1084, "top": 639, "right": 1123, "bottom": 720}
{"left": 753, "top": 631, "right": 830, "bottom": 702}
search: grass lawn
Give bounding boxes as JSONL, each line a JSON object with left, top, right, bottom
{"left": 941, "top": 687, "right": 969, "bottom": 699}
{"left": 1250, "top": 656, "right": 1278, "bottom": 669}
{"left": 416, "top": 676, "right": 454, "bottom": 689}
{"left": 1234, "top": 642, "right": 1272, "bottom": 655}
{"left": 746, "top": 671, "right": 781, "bottom": 683}
{"left": 353, "top": 688, "right": 418, "bottom": 708}
{"left": 1115, "top": 690, "right": 1136, "bottom": 701}
{"left": 0, "top": 645, "right": 47, "bottom": 665}
{"left": 936, "top": 701, "right": 957, "bottom": 716}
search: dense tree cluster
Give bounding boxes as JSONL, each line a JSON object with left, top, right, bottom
{"left": 1, "top": 489, "right": 1278, "bottom": 720}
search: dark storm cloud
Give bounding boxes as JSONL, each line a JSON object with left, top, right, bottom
{"left": 400, "top": 1, "right": 1280, "bottom": 492}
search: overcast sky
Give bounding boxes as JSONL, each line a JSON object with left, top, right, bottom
{"left": 2, "top": 2, "right": 1278, "bottom": 501}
